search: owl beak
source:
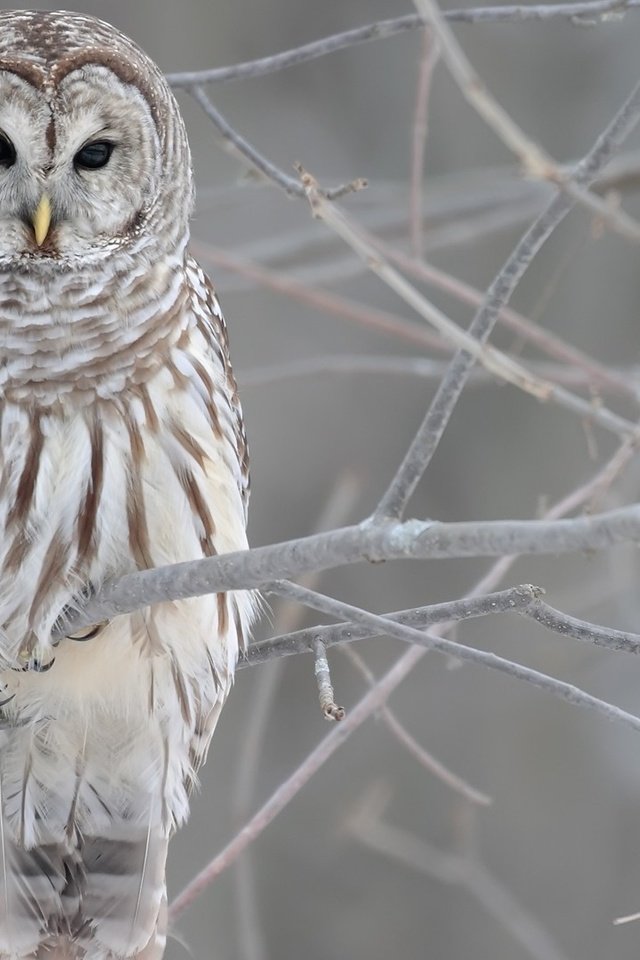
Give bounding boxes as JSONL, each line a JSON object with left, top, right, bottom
{"left": 32, "top": 194, "right": 52, "bottom": 246}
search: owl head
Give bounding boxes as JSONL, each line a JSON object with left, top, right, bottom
{"left": 0, "top": 11, "right": 193, "bottom": 265}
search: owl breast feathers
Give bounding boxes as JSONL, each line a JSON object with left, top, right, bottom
{"left": 0, "top": 11, "right": 256, "bottom": 959}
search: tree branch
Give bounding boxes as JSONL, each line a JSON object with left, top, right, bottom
{"left": 166, "top": 3, "right": 636, "bottom": 89}
{"left": 341, "top": 646, "right": 492, "bottom": 805}
{"left": 169, "top": 642, "right": 428, "bottom": 921}
{"left": 349, "top": 793, "right": 573, "bottom": 960}
{"left": 239, "top": 354, "right": 640, "bottom": 397}
{"left": 263, "top": 580, "right": 640, "bottom": 734}
{"left": 189, "top": 86, "right": 366, "bottom": 200}
{"left": 413, "top": 0, "right": 640, "bottom": 241}
{"left": 56, "top": 504, "right": 640, "bottom": 638}
{"left": 409, "top": 29, "right": 439, "bottom": 258}
{"left": 244, "top": 585, "right": 541, "bottom": 666}
{"left": 244, "top": 586, "right": 640, "bottom": 666}
{"left": 168, "top": 428, "right": 640, "bottom": 919}
{"left": 299, "top": 166, "right": 639, "bottom": 446}
{"left": 370, "top": 73, "right": 640, "bottom": 519}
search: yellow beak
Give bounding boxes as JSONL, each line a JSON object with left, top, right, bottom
{"left": 32, "top": 194, "right": 52, "bottom": 246}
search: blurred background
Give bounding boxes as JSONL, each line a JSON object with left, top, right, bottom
{"left": 8, "top": 1, "right": 640, "bottom": 957}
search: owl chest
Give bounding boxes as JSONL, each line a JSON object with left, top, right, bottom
{"left": 0, "top": 367, "right": 248, "bottom": 665}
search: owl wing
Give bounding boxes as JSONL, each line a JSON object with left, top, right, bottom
{"left": 186, "top": 256, "right": 251, "bottom": 522}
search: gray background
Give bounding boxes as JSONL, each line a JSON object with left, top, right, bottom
{"left": 5, "top": 2, "right": 640, "bottom": 958}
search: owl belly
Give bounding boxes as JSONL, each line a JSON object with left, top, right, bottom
{"left": 0, "top": 592, "right": 238, "bottom": 958}
{"left": 2, "top": 596, "right": 230, "bottom": 836}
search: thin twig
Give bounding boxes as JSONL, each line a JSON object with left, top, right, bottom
{"left": 165, "top": 3, "right": 636, "bottom": 88}
{"left": 524, "top": 598, "right": 640, "bottom": 653}
{"left": 380, "top": 246, "right": 638, "bottom": 401}
{"left": 189, "top": 86, "right": 366, "bottom": 200}
{"left": 193, "top": 243, "right": 447, "bottom": 353}
{"left": 299, "top": 166, "right": 553, "bottom": 401}
{"left": 173, "top": 588, "right": 639, "bottom": 925}
{"left": 349, "top": 793, "right": 573, "bottom": 960}
{"left": 216, "top": 179, "right": 550, "bottom": 295}
{"left": 410, "top": 30, "right": 440, "bottom": 257}
{"left": 247, "top": 587, "right": 640, "bottom": 664}
{"left": 300, "top": 167, "right": 638, "bottom": 450}
{"left": 313, "top": 640, "right": 345, "bottom": 721}
{"left": 239, "top": 354, "right": 640, "bottom": 396}
{"left": 614, "top": 909, "right": 640, "bottom": 925}
{"left": 201, "top": 240, "right": 636, "bottom": 402}
{"left": 343, "top": 646, "right": 491, "bottom": 805}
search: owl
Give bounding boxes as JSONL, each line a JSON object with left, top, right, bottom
{"left": 0, "top": 10, "right": 256, "bottom": 959}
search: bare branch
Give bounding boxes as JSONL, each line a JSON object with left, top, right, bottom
{"left": 299, "top": 167, "right": 554, "bottom": 401}
{"left": 263, "top": 580, "right": 640, "bottom": 734}
{"left": 189, "top": 86, "right": 366, "bottom": 200}
{"left": 244, "top": 585, "right": 541, "bottom": 666}
{"left": 172, "top": 568, "right": 639, "bottom": 925}
{"left": 165, "top": 3, "right": 636, "bottom": 89}
{"left": 193, "top": 243, "right": 447, "bottom": 353}
{"left": 410, "top": 30, "right": 439, "bottom": 257}
{"left": 380, "top": 246, "right": 639, "bottom": 401}
{"left": 372, "top": 74, "right": 640, "bottom": 519}
{"left": 246, "top": 584, "right": 640, "bottom": 664}
{"left": 524, "top": 598, "right": 640, "bottom": 653}
{"left": 169, "top": 643, "right": 427, "bottom": 921}
{"left": 614, "top": 909, "right": 640, "bottom": 925}
{"left": 342, "top": 646, "right": 492, "bottom": 806}
{"left": 349, "top": 791, "right": 574, "bottom": 960}
{"left": 169, "top": 432, "right": 640, "bottom": 919}
{"left": 202, "top": 241, "right": 637, "bottom": 402}
{"left": 56, "top": 503, "right": 640, "bottom": 637}
{"left": 413, "top": 0, "right": 640, "bottom": 240}
{"left": 239, "top": 354, "right": 640, "bottom": 397}
{"left": 298, "top": 169, "right": 640, "bottom": 439}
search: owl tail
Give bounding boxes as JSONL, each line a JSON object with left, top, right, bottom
{"left": 0, "top": 831, "right": 169, "bottom": 959}
{"left": 78, "top": 831, "right": 169, "bottom": 958}
{"left": 34, "top": 894, "right": 167, "bottom": 960}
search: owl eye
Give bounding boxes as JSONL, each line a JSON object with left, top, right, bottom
{"left": 0, "top": 133, "right": 16, "bottom": 168}
{"left": 74, "top": 140, "right": 114, "bottom": 171}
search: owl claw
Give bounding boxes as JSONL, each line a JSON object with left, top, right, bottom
{"left": 19, "top": 655, "right": 56, "bottom": 673}
{"left": 66, "top": 622, "right": 106, "bottom": 641}
{"left": 15, "top": 637, "right": 57, "bottom": 673}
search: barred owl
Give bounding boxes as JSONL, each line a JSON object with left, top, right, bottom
{"left": 0, "top": 11, "right": 256, "bottom": 959}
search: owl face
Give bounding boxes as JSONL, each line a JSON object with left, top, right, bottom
{"left": 0, "top": 66, "right": 163, "bottom": 262}
{"left": 0, "top": 11, "right": 193, "bottom": 266}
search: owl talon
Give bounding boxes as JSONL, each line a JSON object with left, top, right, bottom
{"left": 66, "top": 622, "right": 106, "bottom": 642}
{"left": 19, "top": 656, "right": 56, "bottom": 673}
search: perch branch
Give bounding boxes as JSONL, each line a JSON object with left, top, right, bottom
{"left": 56, "top": 503, "right": 640, "bottom": 638}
